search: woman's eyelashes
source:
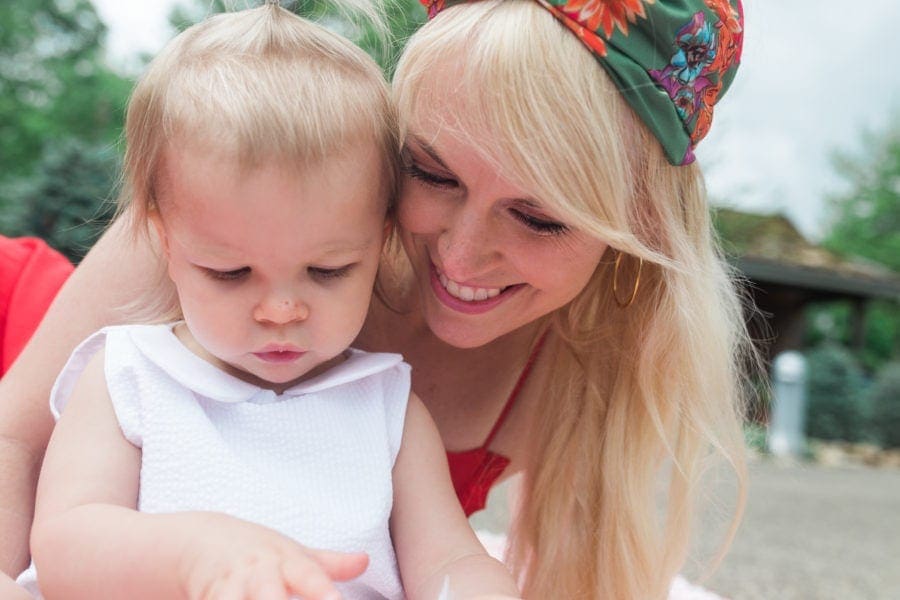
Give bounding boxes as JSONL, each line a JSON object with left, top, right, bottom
{"left": 401, "top": 147, "right": 569, "bottom": 236}
{"left": 400, "top": 160, "right": 458, "bottom": 189}
{"left": 510, "top": 209, "right": 569, "bottom": 236}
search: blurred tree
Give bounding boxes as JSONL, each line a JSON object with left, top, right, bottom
{"left": 867, "top": 362, "right": 900, "bottom": 449}
{"left": 0, "top": 1, "right": 130, "bottom": 183}
{"left": 1, "top": 0, "right": 427, "bottom": 261}
{"left": 806, "top": 119, "right": 900, "bottom": 370}
{"left": 0, "top": 138, "right": 119, "bottom": 263}
{"left": 804, "top": 344, "right": 870, "bottom": 443}
{"left": 168, "top": 0, "right": 426, "bottom": 75}
{"left": 805, "top": 299, "right": 899, "bottom": 371}
{"left": 823, "top": 121, "right": 900, "bottom": 271}
{"left": 0, "top": 1, "right": 131, "bottom": 260}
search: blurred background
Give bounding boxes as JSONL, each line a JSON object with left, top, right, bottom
{"left": 1, "top": 1, "right": 898, "bottom": 598}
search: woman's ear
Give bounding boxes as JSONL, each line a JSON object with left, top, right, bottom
{"left": 382, "top": 217, "right": 394, "bottom": 247}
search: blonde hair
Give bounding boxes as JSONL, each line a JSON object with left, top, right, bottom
{"left": 117, "top": 2, "right": 397, "bottom": 321}
{"left": 394, "top": 2, "right": 758, "bottom": 598}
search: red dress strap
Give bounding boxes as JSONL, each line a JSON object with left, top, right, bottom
{"left": 480, "top": 331, "right": 547, "bottom": 449}
{"left": 446, "top": 331, "right": 549, "bottom": 515}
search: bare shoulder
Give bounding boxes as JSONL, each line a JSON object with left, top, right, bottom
{"left": 65, "top": 345, "right": 110, "bottom": 407}
{"left": 399, "top": 391, "right": 441, "bottom": 449}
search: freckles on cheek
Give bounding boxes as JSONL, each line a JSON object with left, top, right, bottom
{"left": 525, "top": 244, "right": 604, "bottom": 293}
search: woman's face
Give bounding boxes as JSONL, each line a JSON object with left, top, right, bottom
{"left": 397, "top": 107, "right": 609, "bottom": 349}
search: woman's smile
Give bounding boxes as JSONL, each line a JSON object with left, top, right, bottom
{"left": 429, "top": 261, "right": 524, "bottom": 315}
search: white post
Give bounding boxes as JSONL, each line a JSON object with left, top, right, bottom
{"left": 768, "top": 351, "right": 808, "bottom": 457}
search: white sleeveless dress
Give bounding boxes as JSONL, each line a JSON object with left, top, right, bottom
{"left": 17, "top": 323, "right": 410, "bottom": 599}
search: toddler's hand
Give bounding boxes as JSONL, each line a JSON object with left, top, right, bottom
{"left": 177, "top": 512, "right": 367, "bottom": 600}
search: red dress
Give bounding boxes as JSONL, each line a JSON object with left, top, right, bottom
{"left": 0, "top": 236, "right": 73, "bottom": 376}
{"left": 446, "top": 335, "right": 546, "bottom": 516}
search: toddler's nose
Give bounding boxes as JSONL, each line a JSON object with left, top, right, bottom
{"left": 254, "top": 296, "right": 309, "bottom": 324}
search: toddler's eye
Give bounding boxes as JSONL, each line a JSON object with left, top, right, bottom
{"left": 204, "top": 267, "right": 250, "bottom": 281}
{"left": 308, "top": 265, "right": 353, "bottom": 281}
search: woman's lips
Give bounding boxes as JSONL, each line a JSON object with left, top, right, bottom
{"left": 429, "top": 263, "right": 522, "bottom": 315}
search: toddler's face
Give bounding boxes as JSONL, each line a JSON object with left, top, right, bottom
{"left": 153, "top": 143, "right": 388, "bottom": 391}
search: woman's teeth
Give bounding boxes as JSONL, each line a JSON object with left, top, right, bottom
{"left": 439, "top": 273, "right": 502, "bottom": 302}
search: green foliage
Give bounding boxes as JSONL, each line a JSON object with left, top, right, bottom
{"left": 868, "top": 362, "right": 900, "bottom": 448}
{"left": 0, "top": 139, "right": 119, "bottom": 263}
{"left": 361, "top": 0, "right": 427, "bottom": 77}
{"left": 824, "top": 121, "right": 900, "bottom": 272}
{"left": 0, "top": 0, "right": 130, "bottom": 183}
{"left": 169, "top": 0, "right": 426, "bottom": 76}
{"left": 743, "top": 422, "right": 768, "bottom": 454}
{"left": 0, "top": 0, "right": 427, "bottom": 261}
{"left": 0, "top": 0, "right": 131, "bottom": 261}
{"left": 812, "top": 118, "right": 900, "bottom": 371}
{"left": 805, "top": 301, "right": 900, "bottom": 371}
{"left": 804, "top": 344, "right": 870, "bottom": 443}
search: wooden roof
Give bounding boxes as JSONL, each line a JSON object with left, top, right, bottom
{"left": 714, "top": 208, "right": 900, "bottom": 301}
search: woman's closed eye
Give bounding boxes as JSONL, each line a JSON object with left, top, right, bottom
{"left": 510, "top": 208, "right": 569, "bottom": 236}
{"left": 401, "top": 161, "right": 458, "bottom": 189}
{"left": 204, "top": 266, "right": 251, "bottom": 282}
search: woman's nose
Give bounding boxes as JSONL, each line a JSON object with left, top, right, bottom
{"left": 436, "top": 207, "right": 498, "bottom": 279}
{"left": 253, "top": 293, "right": 309, "bottom": 325}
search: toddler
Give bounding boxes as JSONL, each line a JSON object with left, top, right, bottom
{"left": 16, "top": 3, "right": 520, "bottom": 599}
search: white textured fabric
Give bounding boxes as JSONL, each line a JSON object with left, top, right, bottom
{"left": 18, "top": 323, "right": 410, "bottom": 599}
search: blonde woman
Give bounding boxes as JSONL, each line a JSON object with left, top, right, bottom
{"left": 0, "top": 0, "right": 756, "bottom": 598}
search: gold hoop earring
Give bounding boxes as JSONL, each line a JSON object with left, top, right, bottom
{"left": 612, "top": 252, "right": 642, "bottom": 308}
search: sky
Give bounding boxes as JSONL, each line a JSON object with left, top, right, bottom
{"left": 90, "top": 1, "right": 900, "bottom": 240}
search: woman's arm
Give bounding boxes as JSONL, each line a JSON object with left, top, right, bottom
{"left": 32, "top": 347, "right": 366, "bottom": 600}
{"left": 0, "top": 215, "right": 160, "bottom": 577}
{"left": 391, "top": 394, "right": 520, "bottom": 600}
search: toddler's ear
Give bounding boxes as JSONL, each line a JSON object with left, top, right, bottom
{"left": 148, "top": 210, "right": 170, "bottom": 256}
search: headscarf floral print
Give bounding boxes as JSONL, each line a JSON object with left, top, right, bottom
{"left": 534, "top": 0, "right": 655, "bottom": 56}
{"left": 420, "top": 0, "right": 744, "bottom": 166}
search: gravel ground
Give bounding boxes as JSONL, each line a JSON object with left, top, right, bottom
{"left": 471, "top": 459, "right": 900, "bottom": 599}
{"left": 696, "top": 459, "right": 900, "bottom": 600}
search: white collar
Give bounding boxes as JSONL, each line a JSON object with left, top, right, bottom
{"left": 122, "top": 323, "right": 403, "bottom": 404}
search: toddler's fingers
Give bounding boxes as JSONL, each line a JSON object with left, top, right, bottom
{"left": 307, "top": 548, "right": 368, "bottom": 581}
{"left": 250, "top": 564, "right": 290, "bottom": 600}
{"left": 202, "top": 579, "right": 244, "bottom": 600}
{"left": 282, "top": 556, "right": 342, "bottom": 600}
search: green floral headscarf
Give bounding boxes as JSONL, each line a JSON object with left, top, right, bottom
{"left": 421, "top": 0, "right": 744, "bottom": 166}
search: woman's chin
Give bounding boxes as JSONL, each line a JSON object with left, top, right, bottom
{"left": 423, "top": 311, "right": 502, "bottom": 349}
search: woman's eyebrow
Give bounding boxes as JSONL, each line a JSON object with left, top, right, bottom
{"left": 406, "top": 135, "right": 450, "bottom": 170}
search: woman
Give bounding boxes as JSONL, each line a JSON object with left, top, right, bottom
{"left": 0, "top": 0, "right": 756, "bottom": 598}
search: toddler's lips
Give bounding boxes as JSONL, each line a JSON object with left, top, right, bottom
{"left": 253, "top": 348, "right": 305, "bottom": 363}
